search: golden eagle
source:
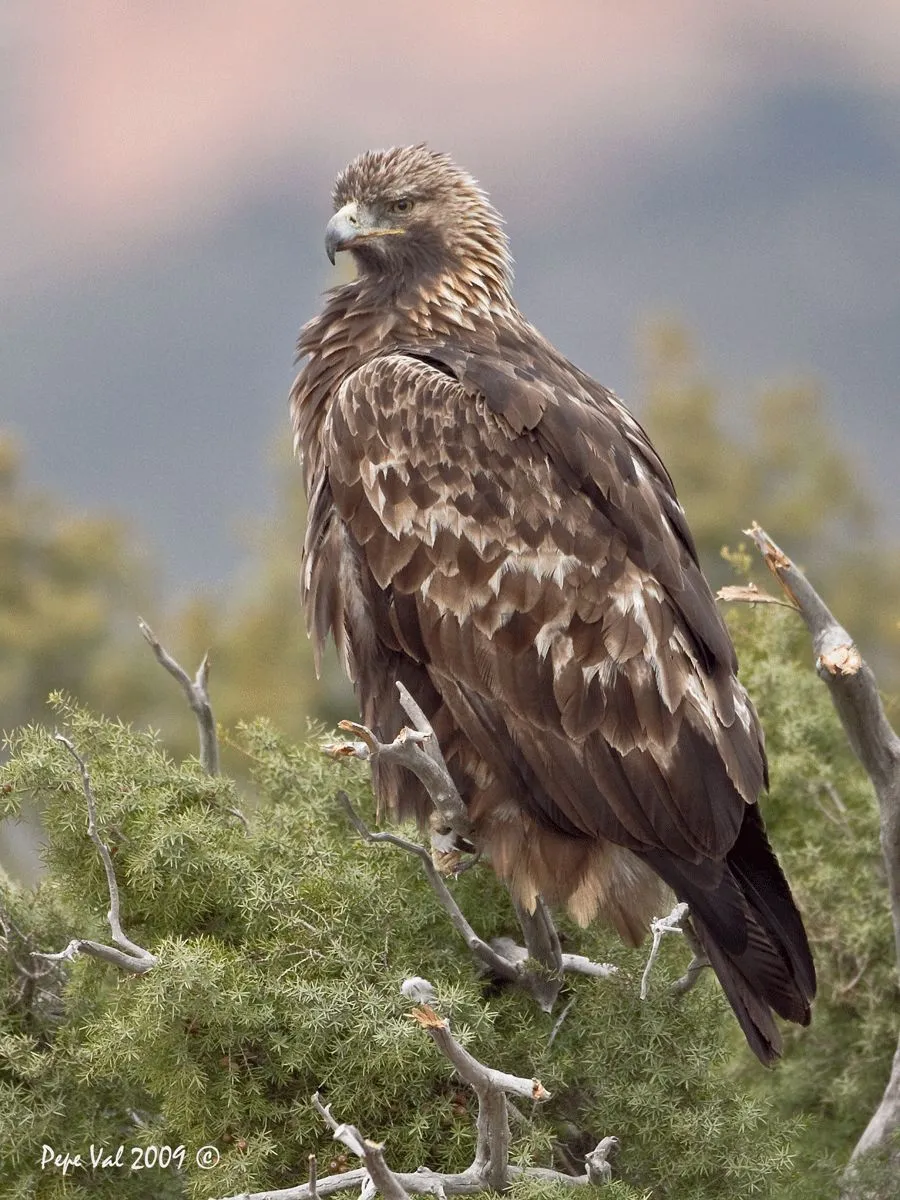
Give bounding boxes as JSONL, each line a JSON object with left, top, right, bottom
{"left": 291, "top": 145, "right": 815, "bottom": 1062}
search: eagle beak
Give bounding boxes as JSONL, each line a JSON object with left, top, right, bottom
{"left": 325, "top": 201, "right": 403, "bottom": 264}
{"left": 325, "top": 202, "right": 361, "bottom": 265}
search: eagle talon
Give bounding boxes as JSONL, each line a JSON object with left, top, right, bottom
{"left": 431, "top": 848, "right": 465, "bottom": 876}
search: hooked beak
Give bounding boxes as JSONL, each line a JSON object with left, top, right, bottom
{"left": 324, "top": 201, "right": 403, "bottom": 264}
{"left": 325, "top": 202, "right": 361, "bottom": 265}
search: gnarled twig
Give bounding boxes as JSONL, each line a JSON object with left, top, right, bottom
{"left": 211, "top": 981, "right": 617, "bottom": 1200}
{"left": 338, "top": 793, "right": 616, "bottom": 1001}
{"left": 312, "top": 1093, "right": 410, "bottom": 1200}
{"left": 742, "top": 523, "right": 900, "bottom": 1177}
{"left": 139, "top": 617, "right": 220, "bottom": 776}
{"left": 32, "top": 737, "right": 156, "bottom": 975}
{"left": 639, "top": 902, "right": 689, "bottom": 1000}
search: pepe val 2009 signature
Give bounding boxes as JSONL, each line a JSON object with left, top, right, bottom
{"left": 40, "top": 1144, "right": 188, "bottom": 1174}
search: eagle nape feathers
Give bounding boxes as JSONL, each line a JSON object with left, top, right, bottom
{"left": 291, "top": 144, "right": 815, "bottom": 1065}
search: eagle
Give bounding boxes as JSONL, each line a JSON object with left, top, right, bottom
{"left": 290, "top": 145, "right": 815, "bottom": 1063}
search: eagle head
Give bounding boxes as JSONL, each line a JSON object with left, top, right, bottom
{"left": 325, "top": 145, "right": 513, "bottom": 305}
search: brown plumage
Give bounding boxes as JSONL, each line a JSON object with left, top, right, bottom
{"left": 291, "top": 145, "right": 815, "bottom": 1063}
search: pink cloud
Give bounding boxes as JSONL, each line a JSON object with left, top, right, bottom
{"left": 10, "top": 0, "right": 900, "bottom": 271}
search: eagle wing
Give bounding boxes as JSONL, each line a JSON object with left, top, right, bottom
{"left": 316, "top": 350, "right": 764, "bottom": 860}
{"left": 308, "top": 348, "right": 815, "bottom": 1062}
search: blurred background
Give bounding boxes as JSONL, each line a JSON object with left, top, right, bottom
{"left": 2, "top": 1, "right": 899, "bottom": 877}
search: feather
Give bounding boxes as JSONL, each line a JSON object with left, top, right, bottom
{"left": 291, "top": 146, "right": 815, "bottom": 1064}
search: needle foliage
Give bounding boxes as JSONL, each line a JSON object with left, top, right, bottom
{"left": 0, "top": 687, "right": 837, "bottom": 1200}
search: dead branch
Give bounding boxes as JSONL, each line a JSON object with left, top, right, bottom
{"left": 212, "top": 982, "right": 616, "bottom": 1200}
{"left": 31, "top": 737, "right": 156, "bottom": 975}
{"left": 640, "top": 902, "right": 689, "bottom": 1000}
{"left": 410, "top": 999, "right": 547, "bottom": 1191}
{"left": 139, "top": 617, "right": 220, "bottom": 776}
{"left": 396, "top": 681, "right": 472, "bottom": 842}
{"left": 743, "top": 523, "right": 900, "bottom": 1177}
{"left": 337, "top": 793, "right": 519, "bottom": 983}
{"left": 139, "top": 619, "right": 247, "bottom": 832}
{"left": 211, "top": 1157, "right": 610, "bottom": 1199}
{"left": 326, "top": 680, "right": 471, "bottom": 844}
{"left": 313, "top": 1093, "right": 410, "bottom": 1200}
{"left": 561, "top": 954, "right": 618, "bottom": 979}
{"left": 337, "top": 793, "right": 616, "bottom": 1002}
{"left": 716, "top": 582, "right": 799, "bottom": 610}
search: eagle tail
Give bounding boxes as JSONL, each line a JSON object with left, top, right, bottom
{"left": 645, "top": 805, "right": 816, "bottom": 1065}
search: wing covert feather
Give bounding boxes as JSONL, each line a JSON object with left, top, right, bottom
{"left": 322, "top": 352, "right": 765, "bottom": 861}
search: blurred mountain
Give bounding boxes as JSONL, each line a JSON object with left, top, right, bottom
{"left": 2, "top": 82, "right": 898, "bottom": 591}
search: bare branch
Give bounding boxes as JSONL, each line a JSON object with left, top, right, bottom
{"left": 640, "top": 902, "right": 689, "bottom": 1000}
{"left": 744, "top": 525, "right": 900, "bottom": 930}
{"left": 209, "top": 988, "right": 619, "bottom": 1200}
{"left": 312, "top": 1093, "right": 410, "bottom": 1200}
{"left": 54, "top": 737, "right": 139, "bottom": 954}
{"left": 409, "top": 1000, "right": 550, "bottom": 1102}
{"left": 560, "top": 954, "right": 618, "bottom": 979}
{"left": 337, "top": 793, "right": 520, "bottom": 982}
{"left": 716, "top": 582, "right": 798, "bottom": 610}
{"left": 213, "top": 1164, "right": 599, "bottom": 1200}
{"left": 327, "top": 709, "right": 471, "bottom": 847}
{"left": 308, "top": 1155, "right": 318, "bottom": 1200}
{"left": 395, "top": 681, "right": 471, "bottom": 840}
{"left": 409, "top": 996, "right": 549, "bottom": 1192}
{"left": 745, "top": 523, "right": 900, "bottom": 1174}
{"left": 139, "top": 617, "right": 220, "bottom": 775}
{"left": 584, "top": 1138, "right": 620, "bottom": 1185}
{"left": 37, "top": 736, "right": 156, "bottom": 975}
{"left": 32, "top": 937, "right": 155, "bottom": 973}
{"left": 211, "top": 1032, "right": 609, "bottom": 1200}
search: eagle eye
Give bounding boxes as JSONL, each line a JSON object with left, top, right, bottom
{"left": 391, "top": 197, "right": 414, "bottom": 214}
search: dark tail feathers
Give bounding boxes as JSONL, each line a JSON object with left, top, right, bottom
{"left": 644, "top": 804, "right": 816, "bottom": 1065}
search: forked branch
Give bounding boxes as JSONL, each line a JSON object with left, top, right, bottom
{"left": 326, "top": 681, "right": 471, "bottom": 844}
{"left": 139, "top": 617, "right": 220, "bottom": 776}
{"left": 739, "top": 523, "right": 900, "bottom": 1176}
{"left": 312, "top": 1093, "right": 410, "bottom": 1200}
{"left": 639, "top": 902, "right": 689, "bottom": 1000}
{"left": 213, "top": 980, "right": 617, "bottom": 1200}
{"left": 139, "top": 620, "right": 247, "bottom": 831}
{"left": 337, "top": 792, "right": 616, "bottom": 1004}
{"left": 32, "top": 737, "right": 156, "bottom": 975}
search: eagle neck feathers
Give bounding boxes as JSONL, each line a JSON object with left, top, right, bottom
{"left": 291, "top": 272, "right": 519, "bottom": 481}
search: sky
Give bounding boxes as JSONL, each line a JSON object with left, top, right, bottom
{"left": 2, "top": 1, "right": 899, "bottom": 594}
